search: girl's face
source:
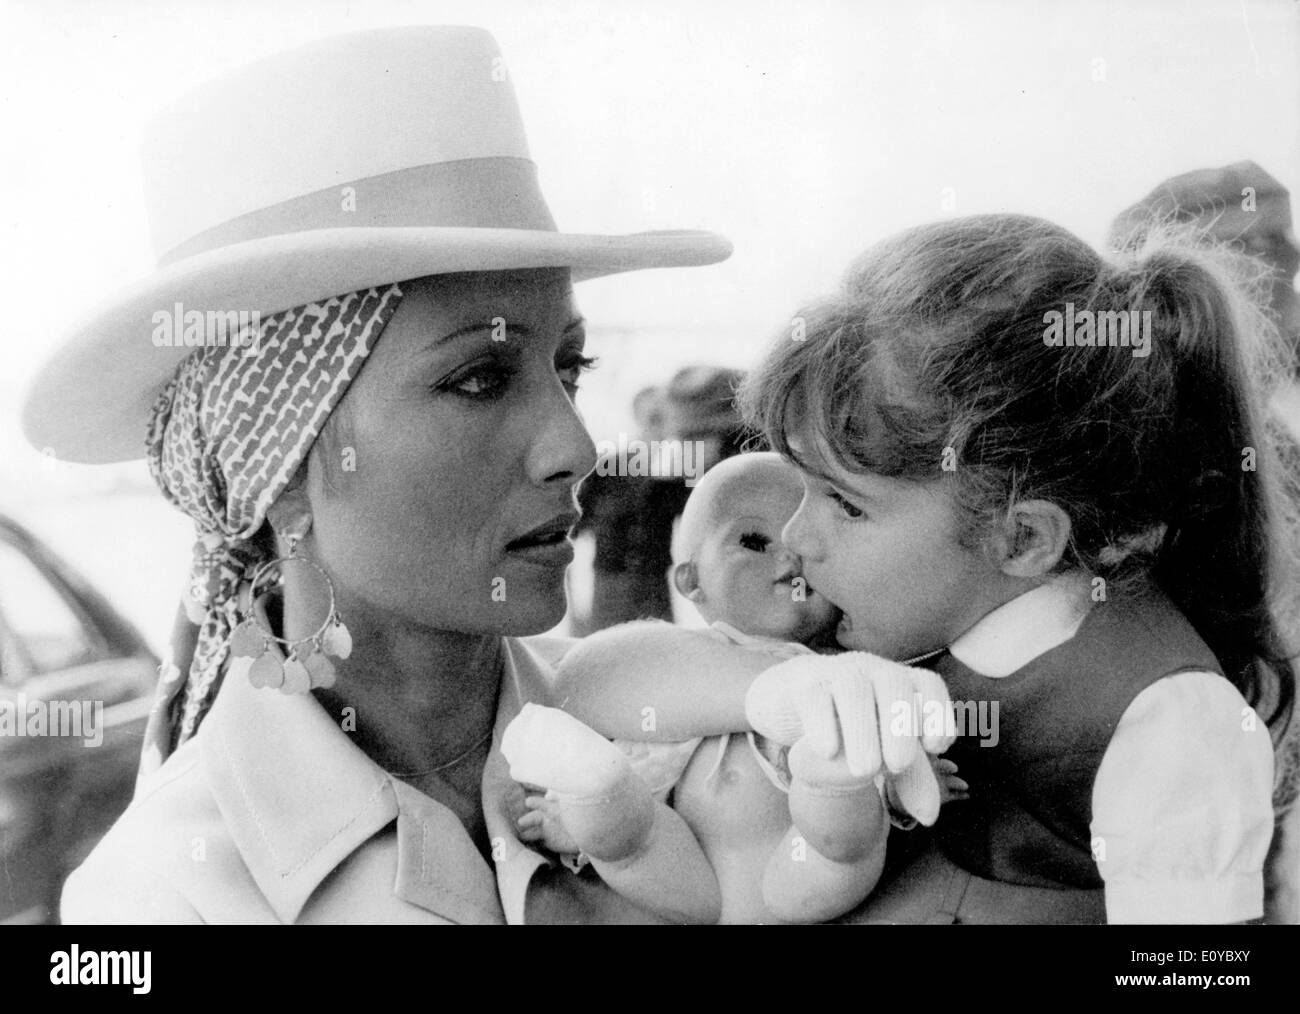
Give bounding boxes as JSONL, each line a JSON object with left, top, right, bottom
{"left": 304, "top": 268, "right": 597, "bottom": 637}
{"left": 780, "top": 433, "right": 1005, "bottom": 660}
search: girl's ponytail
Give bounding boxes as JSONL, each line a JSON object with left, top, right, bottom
{"left": 1118, "top": 239, "right": 1299, "bottom": 737}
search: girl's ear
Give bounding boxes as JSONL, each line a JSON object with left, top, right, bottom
{"left": 997, "top": 499, "right": 1072, "bottom": 578}
{"left": 672, "top": 560, "right": 702, "bottom": 601}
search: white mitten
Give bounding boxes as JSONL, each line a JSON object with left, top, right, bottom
{"left": 500, "top": 703, "right": 632, "bottom": 798}
{"left": 744, "top": 651, "right": 954, "bottom": 791}
{"left": 744, "top": 654, "right": 864, "bottom": 746}
{"left": 884, "top": 756, "right": 942, "bottom": 827}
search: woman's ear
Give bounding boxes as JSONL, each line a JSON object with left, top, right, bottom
{"left": 997, "top": 499, "right": 1072, "bottom": 578}
{"left": 672, "top": 560, "right": 702, "bottom": 601}
{"left": 266, "top": 486, "right": 313, "bottom": 551}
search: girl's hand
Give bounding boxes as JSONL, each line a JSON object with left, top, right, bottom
{"left": 880, "top": 757, "right": 967, "bottom": 829}
{"left": 933, "top": 757, "right": 969, "bottom": 804}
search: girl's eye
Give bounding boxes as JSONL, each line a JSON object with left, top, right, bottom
{"left": 828, "top": 489, "right": 866, "bottom": 520}
{"left": 557, "top": 353, "right": 599, "bottom": 392}
{"left": 739, "top": 532, "right": 770, "bottom": 552}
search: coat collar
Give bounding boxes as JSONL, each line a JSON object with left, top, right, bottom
{"left": 195, "top": 621, "right": 567, "bottom": 923}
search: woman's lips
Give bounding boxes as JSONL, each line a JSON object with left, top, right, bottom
{"left": 505, "top": 511, "right": 580, "bottom": 567}
{"left": 504, "top": 531, "right": 575, "bottom": 567}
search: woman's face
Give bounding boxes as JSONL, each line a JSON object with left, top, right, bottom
{"left": 305, "top": 268, "right": 597, "bottom": 637}
{"left": 780, "top": 432, "right": 1005, "bottom": 660}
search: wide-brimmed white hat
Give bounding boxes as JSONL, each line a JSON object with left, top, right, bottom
{"left": 23, "top": 25, "right": 732, "bottom": 463}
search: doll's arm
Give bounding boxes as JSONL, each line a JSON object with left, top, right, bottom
{"left": 555, "top": 621, "right": 768, "bottom": 740}
{"left": 558, "top": 631, "right": 958, "bottom": 828}
{"left": 760, "top": 740, "right": 888, "bottom": 923}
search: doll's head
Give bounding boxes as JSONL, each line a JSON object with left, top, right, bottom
{"left": 673, "top": 451, "right": 839, "bottom": 642}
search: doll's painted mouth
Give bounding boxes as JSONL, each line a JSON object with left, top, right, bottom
{"left": 773, "top": 565, "right": 815, "bottom": 596}
{"left": 773, "top": 576, "right": 817, "bottom": 598}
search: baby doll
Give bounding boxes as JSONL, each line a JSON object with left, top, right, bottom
{"left": 503, "top": 452, "right": 963, "bottom": 924}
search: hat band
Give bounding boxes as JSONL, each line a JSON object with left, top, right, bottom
{"left": 158, "top": 157, "right": 558, "bottom": 267}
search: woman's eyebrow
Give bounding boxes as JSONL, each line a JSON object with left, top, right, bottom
{"left": 427, "top": 315, "right": 586, "bottom": 349}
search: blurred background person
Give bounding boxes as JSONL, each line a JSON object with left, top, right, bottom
{"left": 631, "top": 385, "right": 668, "bottom": 445}
{"left": 1110, "top": 161, "right": 1300, "bottom": 358}
{"left": 574, "top": 365, "right": 746, "bottom": 633}
{"left": 660, "top": 365, "right": 750, "bottom": 474}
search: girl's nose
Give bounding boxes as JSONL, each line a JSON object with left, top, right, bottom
{"left": 782, "top": 493, "right": 820, "bottom": 561}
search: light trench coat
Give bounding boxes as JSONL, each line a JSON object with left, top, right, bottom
{"left": 60, "top": 636, "right": 572, "bottom": 924}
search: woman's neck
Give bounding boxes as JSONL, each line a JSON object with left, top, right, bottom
{"left": 276, "top": 579, "right": 503, "bottom": 785}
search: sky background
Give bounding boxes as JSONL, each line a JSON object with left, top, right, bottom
{"left": 0, "top": 0, "right": 1297, "bottom": 647}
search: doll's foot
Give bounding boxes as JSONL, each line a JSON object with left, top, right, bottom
{"left": 502, "top": 703, "right": 633, "bottom": 798}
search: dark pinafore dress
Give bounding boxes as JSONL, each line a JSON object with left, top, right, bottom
{"left": 843, "top": 584, "right": 1222, "bottom": 924}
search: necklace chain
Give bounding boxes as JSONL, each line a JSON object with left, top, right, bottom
{"left": 386, "top": 724, "right": 495, "bottom": 779}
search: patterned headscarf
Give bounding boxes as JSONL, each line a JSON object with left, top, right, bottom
{"left": 137, "top": 284, "right": 405, "bottom": 782}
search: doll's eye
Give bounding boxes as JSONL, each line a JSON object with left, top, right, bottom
{"left": 739, "top": 532, "right": 770, "bottom": 552}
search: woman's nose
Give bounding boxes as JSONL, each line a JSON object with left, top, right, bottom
{"left": 527, "top": 386, "right": 598, "bottom": 487}
{"left": 782, "top": 495, "right": 820, "bottom": 562}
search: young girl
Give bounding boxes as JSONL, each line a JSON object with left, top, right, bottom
{"left": 557, "top": 214, "right": 1299, "bottom": 923}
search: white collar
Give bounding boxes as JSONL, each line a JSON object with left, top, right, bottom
{"left": 948, "top": 571, "right": 1094, "bottom": 678}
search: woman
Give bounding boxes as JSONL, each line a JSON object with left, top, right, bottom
{"left": 24, "top": 25, "right": 733, "bottom": 923}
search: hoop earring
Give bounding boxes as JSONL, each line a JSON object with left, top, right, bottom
{"left": 226, "top": 533, "right": 352, "bottom": 694}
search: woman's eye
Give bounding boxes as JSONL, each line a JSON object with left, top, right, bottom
{"left": 557, "top": 353, "right": 599, "bottom": 391}
{"left": 828, "top": 490, "right": 866, "bottom": 520}
{"left": 439, "top": 364, "right": 511, "bottom": 399}
{"left": 739, "top": 532, "right": 770, "bottom": 552}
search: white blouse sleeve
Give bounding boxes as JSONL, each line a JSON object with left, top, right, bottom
{"left": 1091, "top": 670, "right": 1274, "bottom": 924}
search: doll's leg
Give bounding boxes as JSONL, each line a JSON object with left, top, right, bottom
{"left": 762, "top": 819, "right": 885, "bottom": 924}
{"left": 503, "top": 704, "right": 720, "bottom": 922}
{"left": 569, "top": 795, "right": 722, "bottom": 924}
{"left": 761, "top": 738, "right": 888, "bottom": 923}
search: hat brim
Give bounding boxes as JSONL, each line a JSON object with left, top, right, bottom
{"left": 23, "top": 226, "right": 732, "bottom": 464}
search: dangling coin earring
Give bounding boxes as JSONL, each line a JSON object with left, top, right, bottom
{"left": 226, "top": 533, "right": 351, "bottom": 694}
